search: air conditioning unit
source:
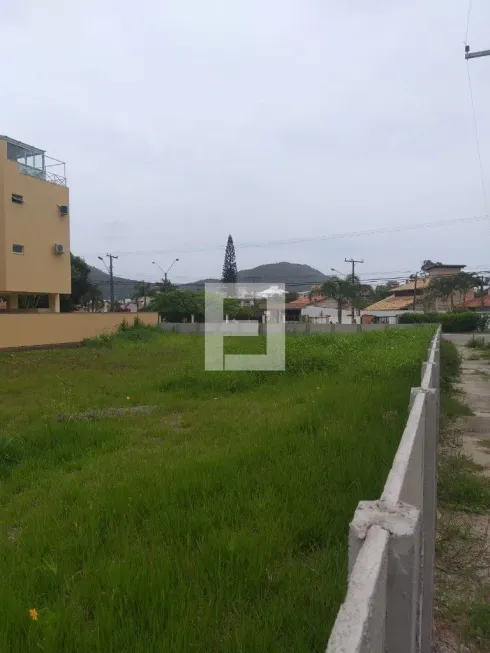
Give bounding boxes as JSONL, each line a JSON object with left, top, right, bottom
{"left": 58, "top": 205, "right": 69, "bottom": 216}
{"left": 54, "top": 243, "right": 65, "bottom": 255}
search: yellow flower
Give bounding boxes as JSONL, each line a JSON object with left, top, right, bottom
{"left": 28, "top": 608, "right": 38, "bottom": 621}
{"left": 126, "top": 396, "right": 131, "bottom": 400}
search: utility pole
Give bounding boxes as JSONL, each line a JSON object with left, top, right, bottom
{"left": 99, "top": 254, "right": 118, "bottom": 311}
{"left": 344, "top": 258, "right": 363, "bottom": 324}
{"left": 107, "top": 254, "right": 118, "bottom": 312}
{"left": 465, "top": 43, "right": 490, "bottom": 307}
{"left": 98, "top": 254, "right": 117, "bottom": 312}
{"left": 412, "top": 273, "right": 418, "bottom": 310}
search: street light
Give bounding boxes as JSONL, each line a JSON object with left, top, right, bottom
{"left": 331, "top": 267, "right": 347, "bottom": 277}
{"left": 152, "top": 258, "right": 179, "bottom": 283}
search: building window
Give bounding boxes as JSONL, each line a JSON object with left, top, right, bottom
{"left": 12, "top": 244, "right": 24, "bottom": 254}
{"left": 11, "top": 193, "right": 24, "bottom": 205}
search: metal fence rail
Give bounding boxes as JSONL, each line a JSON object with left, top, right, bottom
{"left": 326, "top": 328, "right": 441, "bottom": 653}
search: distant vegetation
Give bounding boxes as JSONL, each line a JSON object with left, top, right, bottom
{"left": 398, "top": 311, "right": 487, "bottom": 332}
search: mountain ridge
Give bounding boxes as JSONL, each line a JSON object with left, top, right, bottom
{"left": 88, "top": 261, "right": 328, "bottom": 299}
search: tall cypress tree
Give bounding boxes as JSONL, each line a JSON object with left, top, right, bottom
{"left": 221, "top": 235, "right": 238, "bottom": 283}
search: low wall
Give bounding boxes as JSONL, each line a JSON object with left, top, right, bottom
{"left": 326, "top": 328, "right": 440, "bottom": 653}
{"left": 158, "top": 322, "right": 415, "bottom": 335}
{"left": 0, "top": 313, "right": 159, "bottom": 349}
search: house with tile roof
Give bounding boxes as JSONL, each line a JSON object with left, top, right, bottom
{"left": 361, "top": 263, "right": 472, "bottom": 323}
{"left": 458, "top": 295, "right": 490, "bottom": 311}
{"left": 285, "top": 295, "right": 357, "bottom": 324}
{"left": 285, "top": 295, "right": 325, "bottom": 321}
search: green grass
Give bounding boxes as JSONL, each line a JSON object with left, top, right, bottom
{"left": 466, "top": 335, "right": 490, "bottom": 350}
{"left": 438, "top": 340, "right": 490, "bottom": 514}
{"left": 436, "top": 339, "right": 490, "bottom": 651}
{"left": 438, "top": 453, "right": 490, "bottom": 513}
{"left": 0, "top": 327, "right": 433, "bottom": 653}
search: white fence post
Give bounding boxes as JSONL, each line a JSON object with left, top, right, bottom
{"left": 347, "top": 501, "right": 422, "bottom": 653}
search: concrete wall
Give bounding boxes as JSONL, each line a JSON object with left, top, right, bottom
{"left": 0, "top": 139, "right": 70, "bottom": 295}
{"left": 326, "top": 329, "right": 440, "bottom": 653}
{"left": 0, "top": 312, "right": 159, "bottom": 349}
{"left": 158, "top": 322, "right": 415, "bottom": 335}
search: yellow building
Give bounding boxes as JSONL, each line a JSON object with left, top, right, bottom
{"left": 0, "top": 136, "right": 70, "bottom": 312}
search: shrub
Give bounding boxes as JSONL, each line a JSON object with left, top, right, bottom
{"left": 398, "top": 311, "right": 483, "bottom": 333}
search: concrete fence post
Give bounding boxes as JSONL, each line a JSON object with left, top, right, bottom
{"left": 349, "top": 501, "right": 422, "bottom": 653}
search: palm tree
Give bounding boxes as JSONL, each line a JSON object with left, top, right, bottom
{"left": 429, "top": 276, "right": 455, "bottom": 311}
{"left": 454, "top": 272, "right": 477, "bottom": 307}
{"left": 429, "top": 272, "right": 476, "bottom": 311}
{"left": 313, "top": 276, "right": 358, "bottom": 324}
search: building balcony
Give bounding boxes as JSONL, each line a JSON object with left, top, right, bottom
{"left": 0, "top": 135, "right": 66, "bottom": 187}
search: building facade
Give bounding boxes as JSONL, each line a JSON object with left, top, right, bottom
{"left": 0, "top": 136, "right": 70, "bottom": 312}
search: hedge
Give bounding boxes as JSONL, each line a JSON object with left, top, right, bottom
{"left": 398, "top": 311, "right": 488, "bottom": 333}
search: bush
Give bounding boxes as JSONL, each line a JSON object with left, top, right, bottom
{"left": 398, "top": 311, "right": 484, "bottom": 333}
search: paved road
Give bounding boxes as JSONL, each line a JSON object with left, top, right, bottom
{"left": 443, "top": 333, "right": 490, "bottom": 347}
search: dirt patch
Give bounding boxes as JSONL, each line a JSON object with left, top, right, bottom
{"left": 56, "top": 405, "right": 158, "bottom": 422}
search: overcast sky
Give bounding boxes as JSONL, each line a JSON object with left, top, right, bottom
{"left": 1, "top": 0, "right": 489, "bottom": 284}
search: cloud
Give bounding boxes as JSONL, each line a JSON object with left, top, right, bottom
{"left": 0, "top": 0, "right": 488, "bottom": 283}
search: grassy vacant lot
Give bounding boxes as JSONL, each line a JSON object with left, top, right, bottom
{"left": 0, "top": 327, "right": 432, "bottom": 653}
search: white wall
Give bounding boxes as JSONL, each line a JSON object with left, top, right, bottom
{"left": 302, "top": 305, "right": 359, "bottom": 324}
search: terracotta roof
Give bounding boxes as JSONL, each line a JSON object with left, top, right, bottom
{"left": 363, "top": 296, "right": 414, "bottom": 311}
{"left": 286, "top": 295, "right": 325, "bottom": 309}
{"left": 459, "top": 295, "right": 490, "bottom": 309}
{"left": 394, "top": 278, "right": 430, "bottom": 292}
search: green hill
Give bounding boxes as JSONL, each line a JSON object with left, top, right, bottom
{"left": 88, "top": 261, "right": 328, "bottom": 299}
{"left": 238, "top": 262, "right": 327, "bottom": 290}
{"left": 88, "top": 266, "right": 138, "bottom": 302}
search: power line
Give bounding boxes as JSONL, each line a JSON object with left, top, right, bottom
{"left": 94, "top": 269, "right": 490, "bottom": 288}
{"left": 86, "top": 215, "right": 488, "bottom": 258}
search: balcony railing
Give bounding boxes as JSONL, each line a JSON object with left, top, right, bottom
{"left": 18, "top": 163, "right": 67, "bottom": 187}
